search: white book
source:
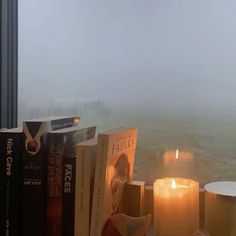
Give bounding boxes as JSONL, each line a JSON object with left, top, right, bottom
{"left": 74, "top": 138, "right": 97, "bottom": 236}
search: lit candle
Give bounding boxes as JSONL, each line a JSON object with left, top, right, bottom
{"left": 163, "top": 149, "right": 194, "bottom": 178}
{"left": 154, "top": 177, "right": 199, "bottom": 236}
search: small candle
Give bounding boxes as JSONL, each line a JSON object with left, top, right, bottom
{"left": 154, "top": 177, "right": 199, "bottom": 236}
{"left": 163, "top": 149, "right": 194, "bottom": 177}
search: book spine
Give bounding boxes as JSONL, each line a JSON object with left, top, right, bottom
{"left": 7, "top": 133, "right": 22, "bottom": 236}
{"left": 47, "top": 134, "right": 64, "bottom": 236}
{"left": 75, "top": 146, "right": 93, "bottom": 236}
{"left": 90, "top": 135, "right": 108, "bottom": 236}
{"left": 60, "top": 127, "right": 96, "bottom": 236}
{"left": 0, "top": 132, "right": 22, "bottom": 236}
{"left": 61, "top": 154, "right": 75, "bottom": 236}
{"left": 51, "top": 117, "right": 80, "bottom": 130}
{"left": 75, "top": 145, "right": 85, "bottom": 236}
{"left": 22, "top": 126, "right": 47, "bottom": 236}
{"left": 61, "top": 126, "right": 96, "bottom": 236}
{"left": 125, "top": 181, "right": 145, "bottom": 217}
{"left": 88, "top": 148, "right": 96, "bottom": 232}
{"left": 0, "top": 133, "right": 6, "bottom": 236}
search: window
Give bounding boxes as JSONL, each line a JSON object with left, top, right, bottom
{"left": 0, "top": 0, "right": 18, "bottom": 128}
{"left": 18, "top": 1, "right": 236, "bottom": 183}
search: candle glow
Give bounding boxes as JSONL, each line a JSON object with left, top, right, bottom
{"left": 171, "top": 179, "right": 176, "bottom": 189}
{"left": 163, "top": 150, "right": 194, "bottom": 178}
{"left": 175, "top": 149, "right": 179, "bottom": 160}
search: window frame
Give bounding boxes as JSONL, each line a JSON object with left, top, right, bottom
{"left": 0, "top": 0, "right": 18, "bottom": 128}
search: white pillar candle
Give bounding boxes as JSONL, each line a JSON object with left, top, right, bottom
{"left": 154, "top": 177, "right": 199, "bottom": 236}
{"left": 205, "top": 181, "right": 236, "bottom": 236}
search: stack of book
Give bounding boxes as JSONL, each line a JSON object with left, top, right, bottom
{"left": 0, "top": 116, "right": 150, "bottom": 236}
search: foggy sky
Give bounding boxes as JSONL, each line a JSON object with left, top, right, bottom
{"left": 18, "top": 0, "right": 236, "bottom": 113}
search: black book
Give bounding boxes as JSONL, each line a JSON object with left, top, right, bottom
{"left": 22, "top": 116, "right": 80, "bottom": 236}
{"left": 0, "top": 128, "right": 23, "bottom": 236}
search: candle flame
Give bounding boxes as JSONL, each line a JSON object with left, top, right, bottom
{"left": 171, "top": 179, "right": 177, "bottom": 189}
{"left": 175, "top": 149, "right": 179, "bottom": 160}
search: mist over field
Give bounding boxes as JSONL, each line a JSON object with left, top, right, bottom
{"left": 18, "top": 0, "right": 236, "bottom": 182}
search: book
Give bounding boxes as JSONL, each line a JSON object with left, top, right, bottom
{"left": 125, "top": 180, "right": 145, "bottom": 217}
{"left": 61, "top": 126, "right": 96, "bottom": 236}
{"left": 22, "top": 116, "right": 80, "bottom": 236}
{"left": 90, "top": 127, "right": 138, "bottom": 236}
{"left": 75, "top": 138, "right": 97, "bottom": 236}
{"left": 47, "top": 125, "right": 96, "bottom": 236}
{"left": 47, "top": 131, "right": 64, "bottom": 236}
{"left": 0, "top": 128, "right": 22, "bottom": 236}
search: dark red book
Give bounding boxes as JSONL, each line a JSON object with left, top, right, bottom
{"left": 47, "top": 133, "right": 64, "bottom": 236}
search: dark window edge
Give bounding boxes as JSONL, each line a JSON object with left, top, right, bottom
{"left": 0, "top": 0, "right": 18, "bottom": 128}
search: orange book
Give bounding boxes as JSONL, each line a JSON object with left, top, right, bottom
{"left": 90, "top": 127, "right": 138, "bottom": 236}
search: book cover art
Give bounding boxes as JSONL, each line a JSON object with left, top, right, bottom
{"left": 47, "top": 125, "right": 96, "bottom": 236}
{"left": 22, "top": 116, "right": 80, "bottom": 236}
{"left": 75, "top": 138, "right": 97, "bottom": 236}
{"left": 90, "top": 128, "right": 138, "bottom": 236}
{"left": 0, "top": 128, "right": 22, "bottom": 236}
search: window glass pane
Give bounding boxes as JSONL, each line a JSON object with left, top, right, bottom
{"left": 18, "top": 1, "right": 236, "bottom": 183}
